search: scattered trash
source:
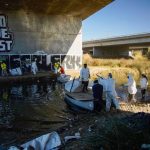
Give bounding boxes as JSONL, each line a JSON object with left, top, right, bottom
{"left": 95, "top": 120, "right": 98, "bottom": 123}
{"left": 88, "top": 124, "right": 96, "bottom": 132}
{"left": 88, "top": 126, "right": 91, "bottom": 132}
{"left": 78, "top": 128, "right": 82, "bottom": 132}
{"left": 69, "top": 124, "right": 73, "bottom": 128}
{"left": 55, "top": 115, "right": 72, "bottom": 121}
{"left": 20, "top": 131, "right": 61, "bottom": 150}
{"left": 64, "top": 132, "right": 81, "bottom": 143}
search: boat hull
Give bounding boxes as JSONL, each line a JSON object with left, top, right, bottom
{"left": 65, "top": 93, "right": 94, "bottom": 111}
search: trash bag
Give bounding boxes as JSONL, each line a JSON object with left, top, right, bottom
{"left": 21, "top": 131, "right": 61, "bottom": 150}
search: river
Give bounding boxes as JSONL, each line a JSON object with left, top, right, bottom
{"left": 0, "top": 80, "right": 73, "bottom": 147}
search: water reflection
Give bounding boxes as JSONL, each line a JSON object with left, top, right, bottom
{"left": 0, "top": 88, "right": 14, "bottom": 127}
{"left": 0, "top": 81, "right": 66, "bottom": 127}
{"left": 9, "top": 82, "right": 61, "bottom": 102}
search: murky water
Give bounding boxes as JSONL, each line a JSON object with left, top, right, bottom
{"left": 0, "top": 80, "right": 72, "bottom": 147}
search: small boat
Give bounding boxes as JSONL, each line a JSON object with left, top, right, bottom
{"left": 65, "top": 78, "right": 93, "bottom": 92}
{"left": 65, "top": 92, "right": 94, "bottom": 111}
{"left": 65, "top": 78, "right": 83, "bottom": 92}
{"left": 64, "top": 78, "right": 94, "bottom": 111}
{"left": 8, "top": 131, "right": 61, "bottom": 150}
{"left": 57, "top": 74, "right": 71, "bottom": 83}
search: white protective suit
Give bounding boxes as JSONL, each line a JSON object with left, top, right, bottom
{"left": 105, "top": 77, "right": 120, "bottom": 111}
{"left": 31, "top": 61, "right": 38, "bottom": 75}
{"left": 127, "top": 74, "right": 137, "bottom": 94}
{"left": 80, "top": 67, "right": 90, "bottom": 81}
{"left": 98, "top": 78, "right": 107, "bottom": 92}
{"left": 140, "top": 77, "right": 148, "bottom": 89}
{"left": 99, "top": 76, "right": 119, "bottom": 112}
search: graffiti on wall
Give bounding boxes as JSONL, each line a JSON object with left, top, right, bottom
{"left": 61, "top": 55, "right": 82, "bottom": 69}
{"left": 0, "top": 15, "right": 13, "bottom": 52}
{"left": 50, "top": 55, "right": 82, "bottom": 69}
{"left": 0, "top": 54, "right": 82, "bottom": 70}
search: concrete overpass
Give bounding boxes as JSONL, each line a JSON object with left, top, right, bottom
{"left": 83, "top": 33, "right": 150, "bottom": 58}
{"left": 0, "top": 0, "right": 112, "bottom": 20}
{"left": 0, "top": 0, "right": 112, "bottom": 69}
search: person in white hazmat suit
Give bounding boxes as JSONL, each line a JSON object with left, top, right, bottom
{"left": 140, "top": 74, "right": 148, "bottom": 100}
{"left": 80, "top": 64, "right": 90, "bottom": 92}
{"left": 105, "top": 73, "right": 120, "bottom": 112}
{"left": 126, "top": 74, "right": 137, "bottom": 102}
{"left": 31, "top": 60, "right": 38, "bottom": 75}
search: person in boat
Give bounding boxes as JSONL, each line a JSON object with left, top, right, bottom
{"left": 80, "top": 64, "right": 90, "bottom": 92}
{"left": 92, "top": 79, "right": 103, "bottom": 112}
{"left": 140, "top": 74, "right": 148, "bottom": 100}
{"left": 105, "top": 73, "right": 120, "bottom": 112}
{"left": 125, "top": 74, "right": 137, "bottom": 102}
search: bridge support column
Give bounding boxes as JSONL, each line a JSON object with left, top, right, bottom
{"left": 93, "top": 46, "right": 130, "bottom": 58}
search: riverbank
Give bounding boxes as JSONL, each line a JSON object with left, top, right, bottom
{"left": 58, "top": 84, "right": 150, "bottom": 149}
{"left": 0, "top": 71, "right": 55, "bottom": 84}
{"left": 60, "top": 103, "right": 150, "bottom": 150}
{"left": 0, "top": 69, "right": 150, "bottom": 149}
{"left": 0, "top": 83, "right": 149, "bottom": 150}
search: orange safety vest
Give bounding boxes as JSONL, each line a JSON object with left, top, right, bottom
{"left": 60, "top": 66, "right": 65, "bottom": 74}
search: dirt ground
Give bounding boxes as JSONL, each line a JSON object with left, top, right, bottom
{"left": 60, "top": 100, "right": 150, "bottom": 150}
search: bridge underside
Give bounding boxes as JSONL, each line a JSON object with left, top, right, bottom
{"left": 0, "top": 0, "right": 113, "bottom": 70}
{"left": 0, "top": 0, "right": 112, "bottom": 19}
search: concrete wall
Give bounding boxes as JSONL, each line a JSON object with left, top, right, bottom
{"left": 0, "top": 10, "right": 82, "bottom": 69}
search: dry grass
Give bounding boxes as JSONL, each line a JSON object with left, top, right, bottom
{"left": 89, "top": 67, "right": 139, "bottom": 85}
{"left": 66, "top": 53, "right": 150, "bottom": 85}
{"left": 82, "top": 53, "right": 150, "bottom": 85}
{"left": 63, "top": 54, "right": 150, "bottom": 150}
{"left": 66, "top": 67, "right": 140, "bottom": 85}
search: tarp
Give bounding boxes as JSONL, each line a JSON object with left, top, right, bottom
{"left": 8, "top": 132, "right": 61, "bottom": 150}
{"left": 9, "top": 67, "right": 22, "bottom": 76}
{"left": 57, "top": 74, "right": 70, "bottom": 83}
{"left": 21, "top": 131, "right": 61, "bottom": 150}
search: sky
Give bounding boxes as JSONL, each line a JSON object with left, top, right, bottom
{"left": 82, "top": 0, "right": 150, "bottom": 41}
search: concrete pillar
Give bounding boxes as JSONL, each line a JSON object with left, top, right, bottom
{"left": 0, "top": 12, "right": 82, "bottom": 69}
{"left": 93, "top": 46, "right": 130, "bottom": 58}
